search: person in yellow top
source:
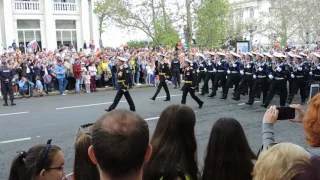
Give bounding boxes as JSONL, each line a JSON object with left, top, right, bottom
{"left": 101, "top": 57, "right": 111, "bottom": 87}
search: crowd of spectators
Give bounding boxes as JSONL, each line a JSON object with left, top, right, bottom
{"left": 7, "top": 92, "right": 320, "bottom": 180}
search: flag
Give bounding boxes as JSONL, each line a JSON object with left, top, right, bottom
{"left": 27, "top": 40, "right": 38, "bottom": 48}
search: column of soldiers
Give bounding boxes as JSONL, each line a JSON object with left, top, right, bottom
{"left": 188, "top": 51, "right": 320, "bottom": 108}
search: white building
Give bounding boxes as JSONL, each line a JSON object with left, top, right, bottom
{"left": 0, "top": 0, "right": 100, "bottom": 52}
{"left": 229, "top": 0, "right": 272, "bottom": 45}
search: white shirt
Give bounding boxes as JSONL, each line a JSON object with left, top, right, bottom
{"left": 88, "top": 66, "right": 97, "bottom": 76}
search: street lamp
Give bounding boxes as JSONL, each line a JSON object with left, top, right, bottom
{"left": 247, "top": 25, "right": 257, "bottom": 51}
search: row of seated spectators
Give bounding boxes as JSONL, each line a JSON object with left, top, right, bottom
{"left": 8, "top": 94, "right": 320, "bottom": 180}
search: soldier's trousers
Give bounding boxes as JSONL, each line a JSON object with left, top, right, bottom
{"left": 181, "top": 83, "right": 203, "bottom": 105}
{"left": 172, "top": 68, "right": 180, "bottom": 87}
{"left": 1, "top": 81, "right": 14, "bottom": 102}
{"left": 264, "top": 79, "right": 287, "bottom": 106}
{"left": 196, "top": 71, "right": 206, "bottom": 87}
{"left": 288, "top": 77, "right": 307, "bottom": 102}
{"left": 152, "top": 80, "right": 170, "bottom": 100}
{"left": 222, "top": 73, "right": 241, "bottom": 98}
{"left": 234, "top": 75, "right": 253, "bottom": 99}
{"left": 210, "top": 72, "right": 226, "bottom": 96}
{"left": 249, "top": 78, "right": 268, "bottom": 104}
{"left": 108, "top": 89, "right": 135, "bottom": 111}
{"left": 201, "top": 72, "right": 214, "bottom": 95}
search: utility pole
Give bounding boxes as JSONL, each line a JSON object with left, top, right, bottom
{"left": 186, "top": 0, "right": 192, "bottom": 50}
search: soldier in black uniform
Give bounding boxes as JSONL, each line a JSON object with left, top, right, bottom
{"left": 286, "top": 52, "right": 295, "bottom": 95}
{"left": 261, "top": 53, "right": 289, "bottom": 108}
{"left": 201, "top": 52, "right": 215, "bottom": 95}
{"left": 196, "top": 54, "right": 206, "bottom": 92}
{"left": 246, "top": 53, "right": 269, "bottom": 105}
{"left": 171, "top": 53, "right": 181, "bottom": 89}
{"left": 181, "top": 60, "right": 204, "bottom": 108}
{"left": 105, "top": 57, "right": 135, "bottom": 112}
{"left": 233, "top": 53, "right": 255, "bottom": 101}
{"left": 287, "top": 55, "right": 309, "bottom": 104}
{"left": 310, "top": 52, "right": 320, "bottom": 82}
{"left": 222, "top": 52, "right": 242, "bottom": 99}
{"left": 0, "top": 60, "right": 16, "bottom": 106}
{"left": 150, "top": 54, "right": 170, "bottom": 101}
{"left": 209, "top": 52, "right": 228, "bottom": 98}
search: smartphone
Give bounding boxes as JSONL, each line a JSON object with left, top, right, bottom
{"left": 309, "top": 84, "right": 319, "bottom": 99}
{"left": 276, "top": 106, "right": 295, "bottom": 120}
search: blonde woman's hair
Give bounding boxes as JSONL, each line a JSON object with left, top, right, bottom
{"left": 252, "top": 142, "right": 310, "bottom": 180}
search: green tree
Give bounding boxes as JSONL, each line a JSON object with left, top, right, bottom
{"left": 127, "top": 40, "right": 150, "bottom": 48}
{"left": 194, "top": 0, "right": 229, "bottom": 47}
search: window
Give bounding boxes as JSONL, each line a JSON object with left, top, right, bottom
{"left": 54, "top": 0, "right": 75, "bottom": 3}
{"left": 249, "top": 7, "right": 254, "bottom": 18}
{"left": 55, "top": 20, "right": 77, "bottom": 48}
{"left": 239, "top": 10, "right": 244, "bottom": 19}
{"left": 17, "top": 20, "right": 42, "bottom": 51}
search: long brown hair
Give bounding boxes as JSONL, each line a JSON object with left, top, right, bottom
{"left": 73, "top": 125, "right": 99, "bottom": 180}
{"left": 143, "top": 104, "right": 198, "bottom": 180}
{"left": 304, "top": 93, "right": 320, "bottom": 147}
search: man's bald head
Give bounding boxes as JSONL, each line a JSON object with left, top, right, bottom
{"left": 91, "top": 109, "right": 149, "bottom": 179}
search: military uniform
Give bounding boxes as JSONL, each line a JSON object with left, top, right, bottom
{"left": 247, "top": 60, "right": 269, "bottom": 105}
{"left": 106, "top": 58, "right": 135, "bottom": 112}
{"left": 261, "top": 54, "right": 289, "bottom": 107}
{"left": 209, "top": 53, "right": 228, "bottom": 98}
{"left": 222, "top": 53, "right": 242, "bottom": 99}
{"left": 201, "top": 57, "right": 215, "bottom": 95}
{"left": 151, "top": 55, "right": 170, "bottom": 101}
{"left": 233, "top": 60, "right": 255, "bottom": 101}
{"left": 0, "top": 61, "right": 15, "bottom": 106}
{"left": 171, "top": 57, "right": 181, "bottom": 88}
{"left": 196, "top": 56, "right": 206, "bottom": 91}
{"left": 181, "top": 60, "right": 204, "bottom": 108}
{"left": 287, "top": 59, "right": 308, "bottom": 104}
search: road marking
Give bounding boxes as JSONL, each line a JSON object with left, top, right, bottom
{"left": 156, "top": 94, "right": 182, "bottom": 99}
{"left": 56, "top": 101, "right": 126, "bottom": 110}
{"left": 145, "top": 117, "right": 159, "bottom": 121}
{"left": 238, "top": 103, "right": 245, "bottom": 105}
{"left": 0, "top": 111, "right": 29, "bottom": 117}
{"left": 254, "top": 101, "right": 261, "bottom": 103}
{"left": 0, "top": 137, "right": 31, "bottom": 144}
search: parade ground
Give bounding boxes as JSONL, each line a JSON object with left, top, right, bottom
{"left": 0, "top": 87, "right": 307, "bottom": 178}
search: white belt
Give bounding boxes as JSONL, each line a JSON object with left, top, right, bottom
{"left": 315, "top": 74, "right": 320, "bottom": 77}
{"left": 245, "top": 72, "right": 252, "bottom": 75}
{"left": 231, "top": 71, "right": 238, "bottom": 73}
{"left": 208, "top": 71, "right": 214, "bottom": 73}
{"left": 200, "top": 70, "right": 205, "bottom": 72}
{"left": 275, "top": 77, "right": 284, "bottom": 80}
{"left": 217, "top": 70, "right": 224, "bottom": 72}
{"left": 258, "top": 75, "right": 266, "bottom": 78}
{"left": 296, "top": 75, "right": 304, "bottom": 78}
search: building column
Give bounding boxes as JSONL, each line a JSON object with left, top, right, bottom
{"left": 81, "top": 0, "right": 90, "bottom": 47}
{"left": 3, "top": 0, "right": 13, "bottom": 48}
{"left": 76, "top": 20, "right": 82, "bottom": 51}
{"left": 44, "top": 0, "right": 56, "bottom": 50}
{"left": 0, "top": 24, "right": 3, "bottom": 52}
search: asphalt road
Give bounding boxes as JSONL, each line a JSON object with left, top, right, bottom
{"left": 0, "top": 85, "right": 307, "bottom": 179}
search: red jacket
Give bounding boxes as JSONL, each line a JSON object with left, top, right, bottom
{"left": 73, "top": 63, "right": 82, "bottom": 79}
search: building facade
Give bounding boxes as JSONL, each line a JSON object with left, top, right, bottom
{"left": 0, "top": 0, "right": 100, "bottom": 52}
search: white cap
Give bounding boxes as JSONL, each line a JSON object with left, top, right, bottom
{"left": 288, "top": 52, "right": 295, "bottom": 58}
{"left": 252, "top": 52, "right": 257, "bottom": 55}
{"left": 196, "top": 53, "right": 205, "bottom": 59}
{"left": 246, "top": 52, "right": 253, "bottom": 57}
{"left": 185, "top": 59, "right": 192, "bottom": 64}
{"left": 241, "top": 52, "right": 247, "bottom": 56}
{"left": 263, "top": 53, "right": 273, "bottom": 58}
{"left": 273, "top": 53, "right": 284, "bottom": 58}
{"left": 312, "top": 52, "right": 320, "bottom": 58}
{"left": 295, "top": 55, "right": 303, "bottom": 59}
{"left": 299, "top": 52, "right": 307, "bottom": 57}
{"left": 256, "top": 53, "right": 264, "bottom": 58}
{"left": 208, "top": 52, "right": 215, "bottom": 56}
{"left": 159, "top": 54, "right": 166, "bottom": 57}
{"left": 231, "top": 52, "right": 241, "bottom": 58}
{"left": 216, "top": 52, "right": 226, "bottom": 56}
{"left": 117, "top": 57, "right": 128, "bottom": 62}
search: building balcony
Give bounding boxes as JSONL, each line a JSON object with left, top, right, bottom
{"left": 53, "top": 2, "right": 77, "bottom": 12}
{"left": 14, "top": 1, "right": 40, "bottom": 11}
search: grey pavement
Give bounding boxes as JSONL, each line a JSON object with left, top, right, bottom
{"left": 0, "top": 85, "right": 307, "bottom": 179}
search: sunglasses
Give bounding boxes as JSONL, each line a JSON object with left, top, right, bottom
{"left": 77, "top": 123, "right": 94, "bottom": 134}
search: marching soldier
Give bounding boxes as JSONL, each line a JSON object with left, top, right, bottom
{"left": 201, "top": 52, "right": 215, "bottom": 95}
{"left": 286, "top": 52, "right": 296, "bottom": 95}
{"left": 310, "top": 52, "right": 320, "bottom": 81}
{"left": 106, "top": 57, "right": 135, "bottom": 112}
{"left": 196, "top": 53, "right": 206, "bottom": 92}
{"left": 246, "top": 53, "right": 269, "bottom": 105}
{"left": 171, "top": 53, "right": 181, "bottom": 89}
{"left": 287, "top": 55, "right": 308, "bottom": 104}
{"left": 233, "top": 53, "right": 255, "bottom": 101}
{"left": 181, "top": 60, "right": 204, "bottom": 108}
{"left": 150, "top": 54, "right": 171, "bottom": 101}
{"left": 221, "top": 52, "right": 241, "bottom": 99}
{"left": 261, "top": 53, "right": 289, "bottom": 108}
{"left": 209, "top": 52, "right": 228, "bottom": 98}
{"left": 0, "top": 60, "right": 16, "bottom": 106}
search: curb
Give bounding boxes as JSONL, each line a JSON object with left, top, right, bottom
{"left": 1, "top": 84, "right": 155, "bottom": 100}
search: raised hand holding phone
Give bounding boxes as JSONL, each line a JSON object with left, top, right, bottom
{"left": 289, "top": 104, "right": 305, "bottom": 123}
{"left": 263, "top": 105, "right": 279, "bottom": 125}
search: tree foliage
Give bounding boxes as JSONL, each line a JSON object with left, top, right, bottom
{"left": 194, "top": 0, "right": 230, "bottom": 47}
{"left": 127, "top": 40, "right": 150, "bottom": 48}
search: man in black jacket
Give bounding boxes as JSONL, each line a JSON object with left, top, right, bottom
{"left": 0, "top": 60, "right": 16, "bottom": 106}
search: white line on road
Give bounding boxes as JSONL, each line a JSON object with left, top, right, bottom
{"left": 0, "top": 137, "right": 31, "bottom": 144}
{"left": 56, "top": 101, "right": 126, "bottom": 110}
{"left": 238, "top": 103, "right": 245, "bottom": 105}
{"left": 156, "top": 94, "right": 182, "bottom": 99}
{"left": 145, "top": 117, "right": 159, "bottom": 121}
{"left": 254, "top": 101, "right": 261, "bottom": 103}
{"left": 0, "top": 111, "right": 29, "bottom": 117}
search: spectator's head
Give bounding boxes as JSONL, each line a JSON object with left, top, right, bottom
{"left": 88, "top": 109, "right": 151, "bottom": 180}
{"left": 304, "top": 93, "right": 320, "bottom": 147}
{"left": 287, "top": 156, "right": 320, "bottom": 180}
{"left": 252, "top": 142, "right": 311, "bottom": 180}
{"left": 143, "top": 104, "right": 198, "bottom": 180}
{"left": 202, "top": 117, "right": 256, "bottom": 180}
{"left": 8, "top": 140, "right": 65, "bottom": 180}
{"left": 73, "top": 123, "right": 99, "bottom": 180}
